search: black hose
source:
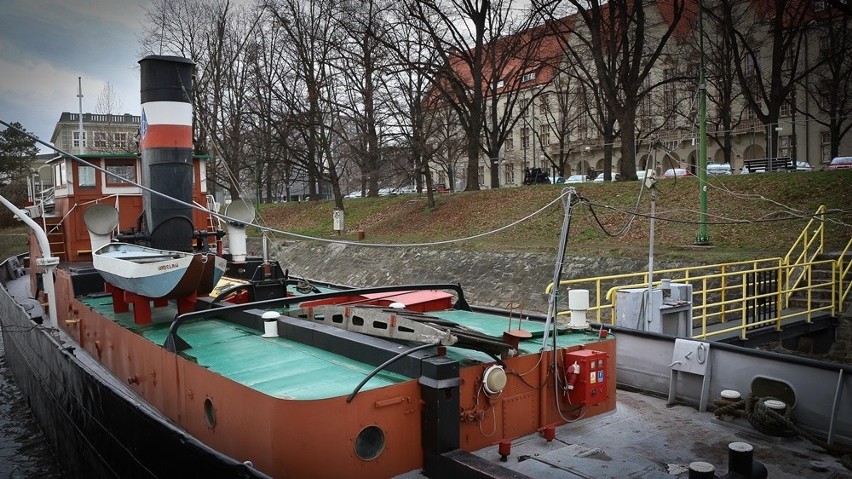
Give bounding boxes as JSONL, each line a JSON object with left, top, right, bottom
{"left": 346, "top": 342, "right": 439, "bottom": 403}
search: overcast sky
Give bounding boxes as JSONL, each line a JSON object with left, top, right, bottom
{"left": 0, "top": 0, "right": 146, "bottom": 153}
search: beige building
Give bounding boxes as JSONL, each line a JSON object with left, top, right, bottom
{"left": 50, "top": 112, "right": 140, "bottom": 155}
{"left": 438, "top": 1, "right": 851, "bottom": 189}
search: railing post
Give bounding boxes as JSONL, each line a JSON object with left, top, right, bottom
{"left": 775, "top": 262, "right": 784, "bottom": 332}
{"left": 720, "top": 265, "right": 727, "bottom": 323}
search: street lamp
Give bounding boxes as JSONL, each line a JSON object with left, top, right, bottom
{"left": 766, "top": 123, "right": 783, "bottom": 166}
{"left": 695, "top": 0, "right": 710, "bottom": 245}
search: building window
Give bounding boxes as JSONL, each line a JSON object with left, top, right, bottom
{"left": 72, "top": 131, "right": 87, "bottom": 148}
{"left": 520, "top": 71, "right": 536, "bottom": 83}
{"left": 577, "top": 112, "right": 588, "bottom": 140}
{"left": 746, "top": 107, "right": 757, "bottom": 120}
{"left": 478, "top": 165, "right": 485, "bottom": 185}
{"left": 495, "top": 79, "right": 504, "bottom": 89}
{"left": 539, "top": 94, "right": 548, "bottom": 115}
{"left": 93, "top": 132, "right": 107, "bottom": 148}
{"left": 778, "top": 135, "right": 792, "bottom": 158}
{"left": 114, "top": 132, "right": 128, "bottom": 149}
{"left": 521, "top": 127, "right": 530, "bottom": 150}
{"left": 504, "top": 163, "right": 515, "bottom": 184}
{"left": 820, "top": 131, "right": 831, "bottom": 163}
{"left": 780, "top": 95, "right": 793, "bottom": 117}
{"left": 78, "top": 166, "right": 96, "bottom": 187}
{"left": 519, "top": 99, "right": 529, "bottom": 116}
{"left": 105, "top": 159, "right": 136, "bottom": 185}
{"left": 505, "top": 131, "right": 514, "bottom": 151}
{"left": 663, "top": 68, "right": 678, "bottom": 129}
{"left": 539, "top": 124, "right": 550, "bottom": 146}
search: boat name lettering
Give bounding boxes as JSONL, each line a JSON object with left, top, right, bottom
{"left": 158, "top": 262, "right": 181, "bottom": 271}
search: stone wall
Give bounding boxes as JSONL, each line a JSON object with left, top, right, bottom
{"left": 256, "top": 239, "right": 687, "bottom": 314}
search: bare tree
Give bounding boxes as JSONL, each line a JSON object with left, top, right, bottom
{"left": 720, "top": 0, "right": 816, "bottom": 159}
{"left": 538, "top": 72, "right": 582, "bottom": 176}
{"left": 539, "top": 0, "right": 688, "bottom": 181}
{"left": 333, "top": 0, "right": 395, "bottom": 198}
{"left": 480, "top": 6, "right": 547, "bottom": 188}
{"left": 699, "top": 1, "right": 745, "bottom": 166}
{"left": 405, "top": 0, "right": 497, "bottom": 191}
{"left": 800, "top": 7, "right": 852, "bottom": 161}
{"left": 265, "top": 0, "right": 346, "bottom": 206}
{"left": 95, "top": 82, "right": 124, "bottom": 115}
{"left": 140, "top": 0, "right": 262, "bottom": 202}
{"left": 384, "top": 3, "right": 445, "bottom": 206}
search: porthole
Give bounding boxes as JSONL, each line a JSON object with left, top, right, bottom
{"left": 204, "top": 398, "right": 217, "bottom": 429}
{"left": 354, "top": 425, "right": 385, "bottom": 461}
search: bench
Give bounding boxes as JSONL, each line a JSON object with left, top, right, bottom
{"left": 742, "top": 157, "right": 795, "bottom": 173}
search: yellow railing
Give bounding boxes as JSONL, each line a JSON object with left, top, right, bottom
{"left": 838, "top": 239, "right": 852, "bottom": 308}
{"left": 783, "top": 205, "right": 825, "bottom": 307}
{"left": 547, "top": 205, "right": 851, "bottom": 340}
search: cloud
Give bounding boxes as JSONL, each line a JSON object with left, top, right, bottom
{"left": 0, "top": 0, "right": 146, "bottom": 152}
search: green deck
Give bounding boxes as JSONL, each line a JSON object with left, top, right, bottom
{"left": 80, "top": 294, "right": 608, "bottom": 400}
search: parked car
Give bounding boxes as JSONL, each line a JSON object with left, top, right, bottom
{"left": 706, "top": 163, "right": 732, "bottom": 175}
{"left": 566, "top": 174, "right": 587, "bottom": 183}
{"left": 793, "top": 161, "right": 813, "bottom": 172}
{"left": 593, "top": 172, "right": 619, "bottom": 182}
{"left": 662, "top": 168, "right": 693, "bottom": 178}
{"left": 345, "top": 191, "right": 363, "bottom": 199}
{"left": 828, "top": 156, "right": 852, "bottom": 170}
{"left": 548, "top": 176, "right": 565, "bottom": 184}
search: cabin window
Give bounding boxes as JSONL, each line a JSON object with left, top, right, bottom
{"left": 105, "top": 159, "right": 136, "bottom": 185}
{"left": 78, "top": 166, "right": 96, "bottom": 187}
{"left": 57, "top": 162, "right": 67, "bottom": 187}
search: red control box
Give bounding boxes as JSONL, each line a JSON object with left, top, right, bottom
{"left": 563, "top": 349, "right": 608, "bottom": 406}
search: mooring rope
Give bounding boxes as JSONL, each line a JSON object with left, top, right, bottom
{"left": 713, "top": 394, "right": 852, "bottom": 471}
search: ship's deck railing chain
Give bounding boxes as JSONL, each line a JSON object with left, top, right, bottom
{"left": 547, "top": 205, "right": 851, "bottom": 340}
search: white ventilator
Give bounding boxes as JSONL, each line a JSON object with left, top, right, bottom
{"left": 224, "top": 199, "right": 256, "bottom": 263}
{"left": 567, "top": 289, "right": 590, "bottom": 329}
{"left": 83, "top": 204, "right": 120, "bottom": 252}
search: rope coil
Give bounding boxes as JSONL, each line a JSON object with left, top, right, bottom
{"left": 713, "top": 394, "right": 852, "bottom": 471}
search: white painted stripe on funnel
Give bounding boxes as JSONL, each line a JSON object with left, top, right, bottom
{"left": 141, "top": 101, "right": 192, "bottom": 126}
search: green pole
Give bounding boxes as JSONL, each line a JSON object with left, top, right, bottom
{"left": 695, "top": 2, "right": 710, "bottom": 245}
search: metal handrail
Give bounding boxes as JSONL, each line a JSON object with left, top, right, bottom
{"left": 837, "top": 237, "right": 852, "bottom": 311}
{"left": 783, "top": 205, "right": 826, "bottom": 305}
{"left": 546, "top": 205, "right": 851, "bottom": 336}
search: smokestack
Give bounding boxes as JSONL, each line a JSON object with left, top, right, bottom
{"left": 138, "top": 55, "right": 196, "bottom": 251}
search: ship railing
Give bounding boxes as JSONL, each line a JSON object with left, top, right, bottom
{"left": 837, "top": 238, "right": 852, "bottom": 309}
{"left": 547, "top": 257, "right": 782, "bottom": 324}
{"left": 547, "top": 204, "right": 851, "bottom": 336}
{"left": 599, "top": 258, "right": 836, "bottom": 341}
{"left": 549, "top": 257, "right": 836, "bottom": 342}
{"left": 783, "top": 205, "right": 825, "bottom": 308}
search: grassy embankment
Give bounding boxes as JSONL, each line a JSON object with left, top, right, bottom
{"left": 2, "top": 171, "right": 849, "bottom": 265}
{"left": 259, "top": 170, "right": 852, "bottom": 263}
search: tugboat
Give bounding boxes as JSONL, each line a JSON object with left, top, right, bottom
{"left": 0, "top": 55, "right": 615, "bottom": 478}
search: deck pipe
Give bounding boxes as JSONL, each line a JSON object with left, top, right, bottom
{"left": 138, "top": 55, "right": 196, "bottom": 251}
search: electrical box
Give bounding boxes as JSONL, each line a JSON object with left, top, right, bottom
{"left": 563, "top": 349, "right": 608, "bottom": 406}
